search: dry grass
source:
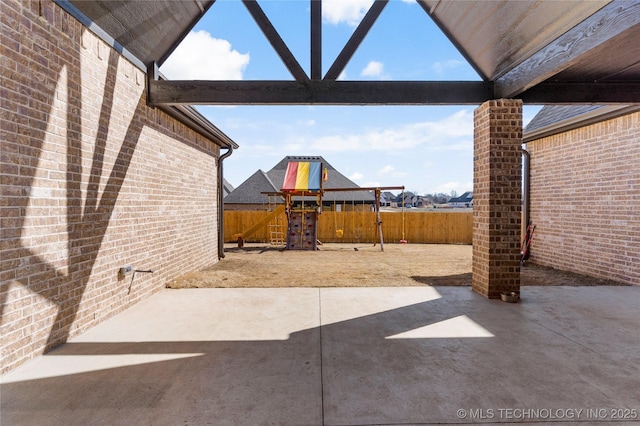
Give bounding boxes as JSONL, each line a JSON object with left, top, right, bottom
{"left": 166, "top": 243, "right": 628, "bottom": 289}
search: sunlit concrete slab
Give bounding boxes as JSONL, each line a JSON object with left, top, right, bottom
{"left": 1, "top": 288, "right": 323, "bottom": 426}
{"left": 320, "top": 286, "right": 640, "bottom": 424}
{"left": 2, "top": 286, "right": 639, "bottom": 426}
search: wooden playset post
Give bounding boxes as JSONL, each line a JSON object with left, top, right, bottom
{"left": 374, "top": 188, "right": 384, "bottom": 252}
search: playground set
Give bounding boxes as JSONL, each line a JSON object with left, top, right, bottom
{"left": 233, "top": 160, "right": 405, "bottom": 251}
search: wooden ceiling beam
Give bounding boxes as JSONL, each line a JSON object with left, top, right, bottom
{"left": 519, "top": 81, "right": 640, "bottom": 104}
{"left": 147, "top": 80, "right": 493, "bottom": 105}
{"left": 324, "top": 0, "right": 389, "bottom": 80}
{"left": 310, "top": 0, "right": 322, "bottom": 80}
{"left": 494, "top": 1, "right": 640, "bottom": 98}
{"left": 242, "top": 0, "right": 308, "bottom": 81}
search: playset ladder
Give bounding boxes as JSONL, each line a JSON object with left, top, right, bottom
{"left": 268, "top": 195, "right": 285, "bottom": 247}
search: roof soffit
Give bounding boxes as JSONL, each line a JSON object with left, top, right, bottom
{"left": 420, "top": 0, "right": 612, "bottom": 80}
{"left": 61, "top": 0, "right": 640, "bottom": 105}
{"left": 499, "top": 1, "right": 640, "bottom": 99}
{"left": 63, "top": 0, "right": 214, "bottom": 67}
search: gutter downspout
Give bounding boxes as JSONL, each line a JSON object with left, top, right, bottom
{"left": 218, "top": 146, "right": 234, "bottom": 259}
{"left": 522, "top": 146, "right": 530, "bottom": 242}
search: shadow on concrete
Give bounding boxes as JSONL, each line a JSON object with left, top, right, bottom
{"left": 412, "top": 265, "right": 633, "bottom": 287}
{"left": 2, "top": 286, "right": 639, "bottom": 425}
{"left": 411, "top": 273, "right": 472, "bottom": 286}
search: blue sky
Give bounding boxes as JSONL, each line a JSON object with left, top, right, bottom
{"left": 161, "top": 0, "right": 541, "bottom": 195}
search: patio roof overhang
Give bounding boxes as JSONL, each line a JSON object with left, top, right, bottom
{"left": 60, "top": 0, "right": 640, "bottom": 107}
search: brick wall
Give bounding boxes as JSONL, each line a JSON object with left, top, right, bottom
{"left": 1, "top": 0, "right": 222, "bottom": 374}
{"left": 472, "top": 99, "right": 522, "bottom": 298}
{"left": 527, "top": 111, "right": 640, "bottom": 286}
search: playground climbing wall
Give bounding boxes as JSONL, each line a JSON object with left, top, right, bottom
{"left": 287, "top": 211, "right": 318, "bottom": 250}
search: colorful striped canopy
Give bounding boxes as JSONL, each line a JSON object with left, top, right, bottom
{"left": 282, "top": 162, "right": 322, "bottom": 192}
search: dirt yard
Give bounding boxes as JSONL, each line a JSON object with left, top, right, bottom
{"left": 166, "top": 243, "right": 628, "bottom": 289}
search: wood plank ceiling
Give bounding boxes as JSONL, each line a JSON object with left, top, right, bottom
{"left": 63, "top": 0, "right": 640, "bottom": 105}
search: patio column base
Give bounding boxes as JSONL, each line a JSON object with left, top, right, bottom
{"left": 472, "top": 99, "right": 522, "bottom": 299}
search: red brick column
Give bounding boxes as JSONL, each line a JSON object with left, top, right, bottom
{"left": 472, "top": 99, "right": 522, "bottom": 298}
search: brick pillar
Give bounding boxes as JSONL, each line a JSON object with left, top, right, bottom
{"left": 472, "top": 99, "right": 522, "bottom": 298}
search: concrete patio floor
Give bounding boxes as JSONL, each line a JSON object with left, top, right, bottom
{"left": 2, "top": 286, "right": 639, "bottom": 425}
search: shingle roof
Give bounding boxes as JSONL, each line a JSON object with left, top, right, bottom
{"left": 269, "top": 156, "right": 336, "bottom": 171}
{"left": 222, "top": 178, "right": 234, "bottom": 198}
{"left": 523, "top": 105, "right": 640, "bottom": 143}
{"left": 268, "top": 156, "right": 373, "bottom": 202}
{"left": 524, "top": 105, "right": 605, "bottom": 133}
{"left": 223, "top": 170, "right": 278, "bottom": 204}
{"left": 225, "top": 156, "right": 374, "bottom": 204}
{"left": 449, "top": 191, "right": 473, "bottom": 203}
{"left": 392, "top": 192, "right": 415, "bottom": 203}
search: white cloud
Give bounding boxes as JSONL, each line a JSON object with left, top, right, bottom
{"left": 377, "top": 165, "right": 408, "bottom": 179}
{"left": 310, "top": 109, "right": 473, "bottom": 153}
{"left": 361, "top": 61, "right": 384, "bottom": 78}
{"left": 432, "top": 59, "right": 465, "bottom": 76}
{"left": 434, "top": 181, "right": 473, "bottom": 195}
{"left": 349, "top": 172, "right": 364, "bottom": 181}
{"left": 323, "top": 0, "right": 374, "bottom": 26}
{"left": 160, "top": 30, "right": 249, "bottom": 80}
{"left": 378, "top": 165, "right": 395, "bottom": 175}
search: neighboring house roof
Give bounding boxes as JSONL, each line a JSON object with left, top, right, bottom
{"left": 381, "top": 191, "right": 396, "bottom": 203}
{"left": 392, "top": 192, "right": 415, "bottom": 203}
{"left": 523, "top": 105, "right": 640, "bottom": 143}
{"left": 225, "top": 156, "right": 374, "bottom": 204}
{"left": 266, "top": 156, "right": 373, "bottom": 203}
{"left": 222, "top": 178, "right": 234, "bottom": 198}
{"left": 223, "top": 170, "right": 278, "bottom": 204}
{"left": 449, "top": 191, "right": 473, "bottom": 204}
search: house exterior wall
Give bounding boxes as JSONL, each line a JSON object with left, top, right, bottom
{"left": 449, "top": 201, "right": 473, "bottom": 208}
{"left": 1, "top": 0, "right": 221, "bottom": 374}
{"left": 526, "top": 111, "right": 640, "bottom": 286}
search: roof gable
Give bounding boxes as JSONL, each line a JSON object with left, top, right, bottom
{"left": 267, "top": 156, "right": 372, "bottom": 202}
{"left": 227, "top": 156, "right": 374, "bottom": 204}
{"left": 269, "top": 156, "right": 336, "bottom": 171}
{"left": 223, "top": 170, "right": 278, "bottom": 204}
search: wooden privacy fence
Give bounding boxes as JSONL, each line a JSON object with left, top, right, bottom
{"left": 224, "top": 211, "right": 473, "bottom": 244}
